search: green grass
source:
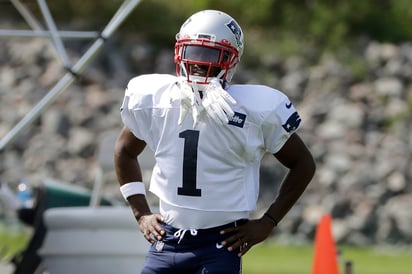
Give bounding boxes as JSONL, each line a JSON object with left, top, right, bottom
{"left": 1, "top": 225, "right": 412, "bottom": 274}
{"left": 243, "top": 241, "right": 412, "bottom": 274}
{"left": 243, "top": 242, "right": 313, "bottom": 274}
{"left": 0, "top": 222, "right": 31, "bottom": 260}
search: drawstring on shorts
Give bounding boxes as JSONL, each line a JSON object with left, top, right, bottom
{"left": 173, "top": 229, "right": 198, "bottom": 244}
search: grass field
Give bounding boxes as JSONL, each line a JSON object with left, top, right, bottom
{"left": 0, "top": 222, "right": 31, "bottom": 260}
{"left": 1, "top": 223, "right": 411, "bottom": 274}
{"left": 243, "top": 241, "right": 412, "bottom": 274}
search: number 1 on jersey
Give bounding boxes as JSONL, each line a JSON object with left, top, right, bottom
{"left": 178, "top": 130, "right": 201, "bottom": 196}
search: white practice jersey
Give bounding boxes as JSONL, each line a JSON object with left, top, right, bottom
{"left": 121, "top": 74, "right": 301, "bottom": 215}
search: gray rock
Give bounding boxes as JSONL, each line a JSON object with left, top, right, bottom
{"left": 1, "top": 36, "right": 412, "bottom": 245}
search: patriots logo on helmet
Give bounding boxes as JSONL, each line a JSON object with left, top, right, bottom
{"left": 226, "top": 20, "right": 242, "bottom": 47}
{"left": 282, "top": 112, "right": 301, "bottom": 133}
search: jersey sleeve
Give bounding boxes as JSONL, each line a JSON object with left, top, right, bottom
{"left": 262, "top": 95, "right": 302, "bottom": 153}
{"left": 120, "top": 77, "right": 154, "bottom": 146}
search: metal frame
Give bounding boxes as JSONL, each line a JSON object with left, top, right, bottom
{"left": 0, "top": 0, "right": 142, "bottom": 151}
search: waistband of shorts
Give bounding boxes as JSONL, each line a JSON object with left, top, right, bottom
{"left": 162, "top": 219, "right": 248, "bottom": 234}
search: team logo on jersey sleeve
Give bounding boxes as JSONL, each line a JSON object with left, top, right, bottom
{"left": 228, "top": 112, "right": 246, "bottom": 128}
{"left": 282, "top": 112, "right": 301, "bottom": 133}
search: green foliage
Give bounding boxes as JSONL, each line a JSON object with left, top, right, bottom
{"left": 2, "top": 0, "right": 412, "bottom": 54}
{"left": 129, "top": 0, "right": 412, "bottom": 63}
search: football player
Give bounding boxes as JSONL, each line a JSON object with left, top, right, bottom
{"left": 114, "top": 9, "right": 316, "bottom": 274}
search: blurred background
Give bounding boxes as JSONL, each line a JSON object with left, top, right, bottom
{"left": 0, "top": 0, "right": 411, "bottom": 252}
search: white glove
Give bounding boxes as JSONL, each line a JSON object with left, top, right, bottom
{"left": 202, "top": 79, "right": 236, "bottom": 125}
{"left": 176, "top": 78, "right": 236, "bottom": 126}
{"left": 177, "top": 79, "right": 203, "bottom": 126}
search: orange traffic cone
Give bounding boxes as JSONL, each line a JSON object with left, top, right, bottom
{"left": 312, "top": 214, "right": 340, "bottom": 274}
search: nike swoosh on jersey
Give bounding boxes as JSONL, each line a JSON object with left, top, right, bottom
{"left": 285, "top": 102, "right": 292, "bottom": 108}
{"left": 216, "top": 242, "right": 224, "bottom": 249}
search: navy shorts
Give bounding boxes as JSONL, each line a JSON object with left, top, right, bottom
{"left": 140, "top": 220, "right": 246, "bottom": 274}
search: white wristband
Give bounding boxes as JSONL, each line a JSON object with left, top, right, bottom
{"left": 120, "top": 182, "right": 146, "bottom": 201}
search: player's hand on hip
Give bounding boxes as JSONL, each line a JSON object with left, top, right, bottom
{"left": 138, "top": 213, "right": 165, "bottom": 244}
{"left": 220, "top": 218, "right": 275, "bottom": 256}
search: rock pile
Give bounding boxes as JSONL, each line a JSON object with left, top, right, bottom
{"left": 0, "top": 37, "right": 411, "bottom": 245}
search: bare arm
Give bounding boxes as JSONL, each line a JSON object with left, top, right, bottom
{"left": 221, "top": 132, "right": 315, "bottom": 256}
{"left": 114, "top": 126, "right": 164, "bottom": 243}
{"left": 265, "top": 132, "right": 316, "bottom": 224}
{"left": 114, "top": 126, "right": 146, "bottom": 185}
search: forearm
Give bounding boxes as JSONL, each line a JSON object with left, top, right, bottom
{"left": 127, "top": 193, "right": 152, "bottom": 222}
{"left": 115, "top": 156, "right": 151, "bottom": 212}
{"left": 116, "top": 163, "right": 152, "bottom": 222}
{"left": 114, "top": 127, "right": 152, "bottom": 222}
{"left": 265, "top": 153, "right": 315, "bottom": 225}
{"left": 265, "top": 176, "right": 308, "bottom": 225}
{"left": 116, "top": 153, "right": 144, "bottom": 191}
